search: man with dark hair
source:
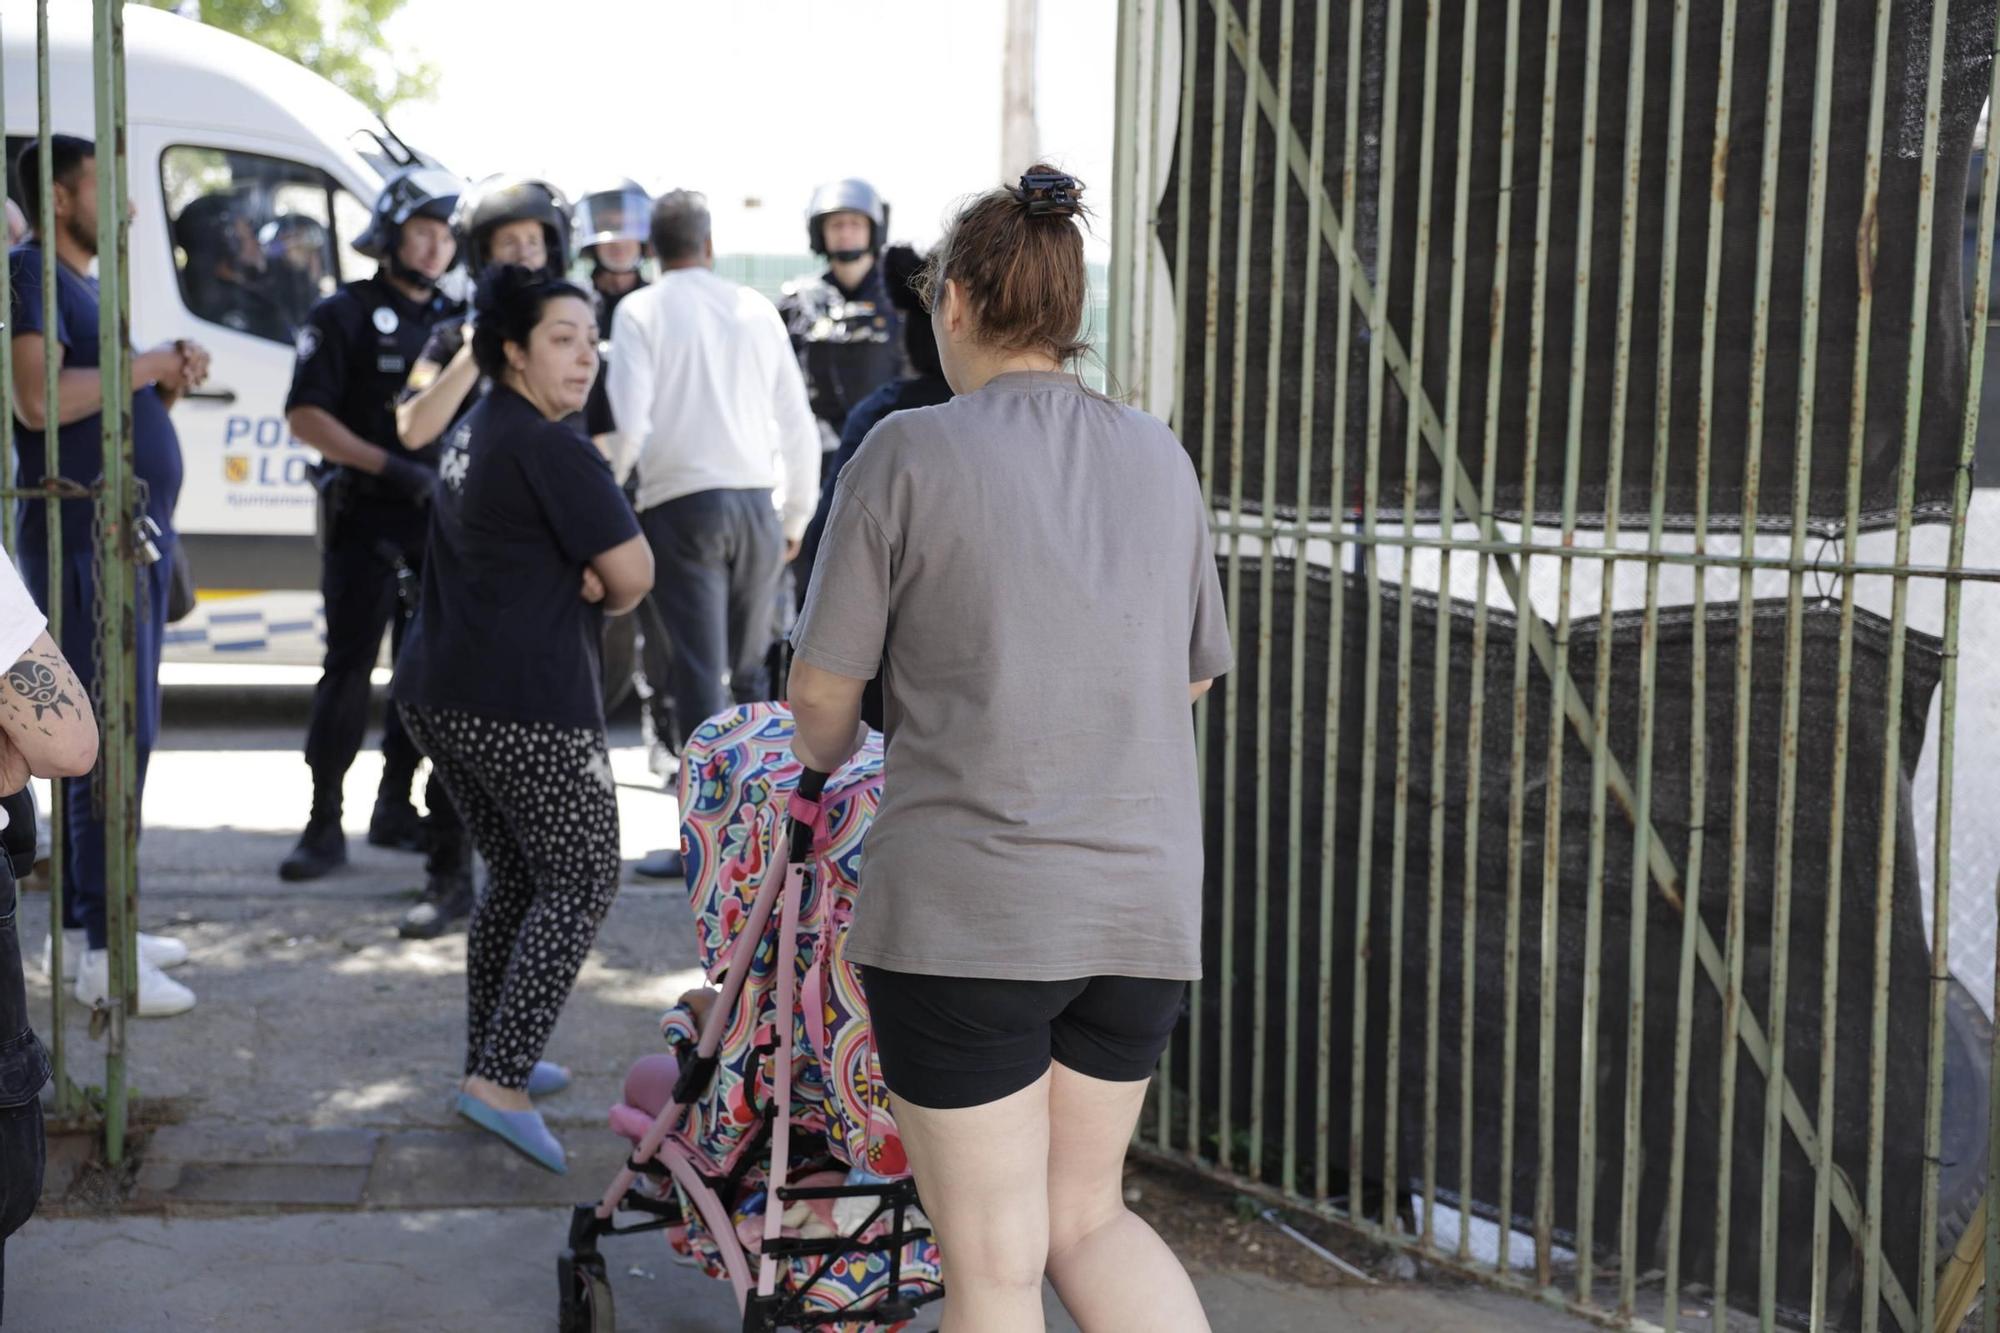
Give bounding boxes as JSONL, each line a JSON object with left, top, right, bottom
{"left": 7, "top": 134, "right": 208, "bottom": 1015}
{"left": 608, "top": 190, "right": 819, "bottom": 879}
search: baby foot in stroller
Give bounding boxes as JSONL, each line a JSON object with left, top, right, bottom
{"left": 455, "top": 1086, "right": 567, "bottom": 1174}
{"left": 526, "top": 1060, "right": 570, "bottom": 1098}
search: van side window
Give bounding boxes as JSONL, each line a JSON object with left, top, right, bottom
{"left": 330, "top": 188, "right": 374, "bottom": 283}
{"left": 161, "top": 146, "right": 339, "bottom": 344}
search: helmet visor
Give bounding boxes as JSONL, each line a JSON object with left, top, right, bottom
{"left": 390, "top": 167, "right": 467, "bottom": 224}
{"left": 574, "top": 187, "right": 652, "bottom": 249}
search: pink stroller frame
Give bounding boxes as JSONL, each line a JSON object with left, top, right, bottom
{"left": 558, "top": 768, "right": 944, "bottom": 1333}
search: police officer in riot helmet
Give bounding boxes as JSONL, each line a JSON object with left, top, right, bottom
{"left": 278, "top": 167, "right": 475, "bottom": 939}
{"left": 259, "top": 212, "right": 332, "bottom": 332}
{"left": 573, "top": 178, "right": 652, "bottom": 322}
{"left": 777, "top": 178, "right": 906, "bottom": 603}
{"left": 175, "top": 192, "right": 292, "bottom": 343}
{"left": 396, "top": 174, "right": 570, "bottom": 453}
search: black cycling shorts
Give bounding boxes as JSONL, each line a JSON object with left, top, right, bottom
{"left": 859, "top": 966, "right": 1187, "bottom": 1110}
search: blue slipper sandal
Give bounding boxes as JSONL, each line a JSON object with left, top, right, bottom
{"left": 454, "top": 1092, "right": 566, "bottom": 1173}
{"left": 527, "top": 1061, "right": 570, "bottom": 1098}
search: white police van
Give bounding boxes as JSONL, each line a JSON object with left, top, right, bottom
{"left": 5, "top": 2, "right": 442, "bottom": 664}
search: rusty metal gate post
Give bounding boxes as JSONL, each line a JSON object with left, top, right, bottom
{"left": 1, "top": 0, "right": 145, "bottom": 1165}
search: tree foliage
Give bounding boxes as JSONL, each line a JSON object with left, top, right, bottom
{"left": 144, "top": 0, "right": 439, "bottom": 118}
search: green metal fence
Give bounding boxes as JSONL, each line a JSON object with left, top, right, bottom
{"left": 1108, "top": 2, "right": 2000, "bottom": 1330}
{"left": 4, "top": 0, "right": 145, "bottom": 1164}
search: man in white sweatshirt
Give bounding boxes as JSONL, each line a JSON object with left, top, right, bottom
{"left": 607, "top": 189, "right": 820, "bottom": 763}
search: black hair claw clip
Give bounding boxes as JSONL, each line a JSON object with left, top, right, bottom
{"left": 1019, "top": 171, "right": 1081, "bottom": 216}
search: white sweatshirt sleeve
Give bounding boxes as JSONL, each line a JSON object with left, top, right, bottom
{"left": 606, "top": 297, "right": 653, "bottom": 486}
{"left": 768, "top": 311, "right": 822, "bottom": 541}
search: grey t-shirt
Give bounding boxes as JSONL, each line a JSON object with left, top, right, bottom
{"left": 791, "top": 370, "right": 1233, "bottom": 981}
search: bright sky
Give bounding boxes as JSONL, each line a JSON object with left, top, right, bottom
{"left": 381, "top": 0, "right": 1118, "bottom": 259}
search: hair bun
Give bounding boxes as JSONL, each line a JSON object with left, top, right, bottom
{"left": 1017, "top": 167, "right": 1083, "bottom": 218}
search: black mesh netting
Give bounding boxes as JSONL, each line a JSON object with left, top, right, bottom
{"left": 1161, "top": 0, "right": 1997, "bottom": 534}
{"left": 1173, "top": 558, "right": 1986, "bottom": 1328}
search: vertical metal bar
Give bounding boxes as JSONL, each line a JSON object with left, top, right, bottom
{"left": 1718, "top": 1, "right": 1789, "bottom": 1322}
{"left": 90, "top": 0, "right": 134, "bottom": 1166}
{"left": 1478, "top": 0, "right": 1527, "bottom": 1272}
{"left": 1163, "top": 0, "right": 1199, "bottom": 1161}
{"left": 1190, "top": 0, "right": 1231, "bottom": 1167}
{"left": 1444, "top": 0, "right": 1488, "bottom": 1268}
{"left": 1356, "top": 0, "right": 1404, "bottom": 1233}
{"left": 1950, "top": 31, "right": 2000, "bottom": 1333}
{"left": 1502, "top": 0, "right": 1566, "bottom": 1273}
{"left": 1586, "top": 0, "right": 1649, "bottom": 1312}
{"left": 1862, "top": 2, "right": 1949, "bottom": 1326}
{"left": 1552, "top": 0, "right": 1606, "bottom": 1297}
{"left": 1278, "top": 0, "right": 1326, "bottom": 1201}
{"left": 1248, "top": 0, "right": 1292, "bottom": 1184}
{"left": 1524, "top": 0, "right": 1572, "bottom": 1285}
{"left": 1219, "top": 0, "right": 1262, "bottom": 1178}
{"left": 1283, "top": 0, "right": 1332, "bottom": 1202}
{"left": 1318, "top": 0, "right": 1363, "bottom": 1207}
{"left": 1809, "top": 3, "right": 1893, "bottom": 1325}
{"left": 1110, "top": 0, "right": 1141, "bottom": 392}
{"left": 1427, "top": 0, "right": 1479, "bottom": 1259}
{"left": 1665, "top": 0, "right": 1738, "bottom": 1320}
{"left": 1384, "top": 0, "right": 1442, "bottom": 1244}
{"left": 34, "top": 0, "right": 71, "bottom": 1121}
{"left": 1625, "top": 0, "right": 1689, "bottom": 1315}
{"left": 1761, "top": 3, "right": 1836, "bottom": 1330}
{"left": 1140, "top": 0, "right": 1169, "bottom": 417}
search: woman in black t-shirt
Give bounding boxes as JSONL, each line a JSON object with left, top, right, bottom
{"left": 395, "top": 265, "right": 654, "bottom": 1173}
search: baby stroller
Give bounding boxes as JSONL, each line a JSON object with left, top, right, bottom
{"left": 560, "top": 704, "right": 944, "bottom": 1332}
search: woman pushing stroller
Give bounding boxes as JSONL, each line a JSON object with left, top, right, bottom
{"left": 789, "top": 167, "right": 1231, "bottom": 1333}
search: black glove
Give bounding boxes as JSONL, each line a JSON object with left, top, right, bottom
{"left": 378, "top": 454, "right": 438, "bottom": 508}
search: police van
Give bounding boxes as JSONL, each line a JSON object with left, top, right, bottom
{"left": 5, "top": 2, "right": 440, "bottom": 664}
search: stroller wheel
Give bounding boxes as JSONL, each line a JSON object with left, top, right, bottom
{"left": 557, "top": 1248, "right": 616, "bottom": 1333}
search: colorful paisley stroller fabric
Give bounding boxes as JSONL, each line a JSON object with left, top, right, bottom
{"left": 646, "top": 702, "right": 939, "bottom": 1327}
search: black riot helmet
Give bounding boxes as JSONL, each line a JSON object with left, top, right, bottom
{"left": 806, "top": 178, "right": 889, "bottom": 261}
{"left": 572, "top": 179, "right": 652, "bottom": 269}
{"left": 451, "top": 174, "right": 571, "bottom": 275}
{"left": 352, "top": 165, "right": 462, "bottom": 262}
{"left": 174, "top": 192, "right": 264, "bottom": 275}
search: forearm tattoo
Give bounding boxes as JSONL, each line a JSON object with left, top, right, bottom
{"left": 4, "top": 649, "right": 79, "bottom": 732}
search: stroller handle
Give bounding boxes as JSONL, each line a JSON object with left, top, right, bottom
{"left": 788, "top": 768, "right": 831, "bottom": 861}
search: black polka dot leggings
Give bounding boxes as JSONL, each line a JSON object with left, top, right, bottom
{"left": 399, "top": 704, "right": 622, "bottom": 1091}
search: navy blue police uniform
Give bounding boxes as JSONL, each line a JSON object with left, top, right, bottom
{"left": 284, "top": 273, "right": 469, "bottom": 881}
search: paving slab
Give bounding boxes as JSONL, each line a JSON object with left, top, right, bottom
{"left": 362, "top": 1127, "right": 636, "bottom": 1210}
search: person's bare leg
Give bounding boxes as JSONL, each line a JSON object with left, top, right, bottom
{"left": 1044, "top": 1063, "right": 1209, "bottom": 1333}
{"left": 890, "top": 1072, "right": 1052, "bottom": 1333}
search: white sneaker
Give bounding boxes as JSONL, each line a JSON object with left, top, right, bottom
{"left": 72, "top": 948, "right": 196, "bottom": 1018}
{"left": 42, "top": 930, "right": 189, "bottom": 978}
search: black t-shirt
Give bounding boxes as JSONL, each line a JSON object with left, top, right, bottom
{"left": 392, "top": 384, "right": 641, "bottom": 729}
{"left": 285, "top": 274, "right": 462, "bottom": 476}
